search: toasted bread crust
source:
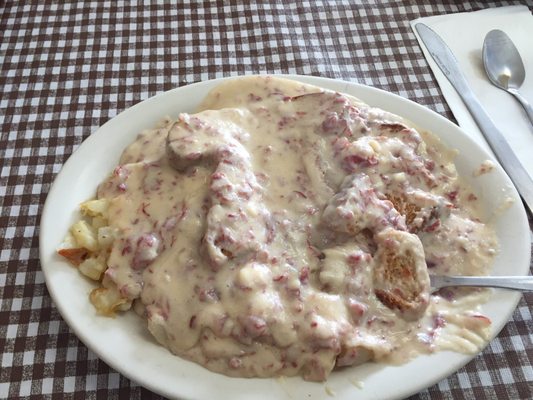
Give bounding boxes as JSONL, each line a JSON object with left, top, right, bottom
{"left": 372, "top": 228, "right": 430, "bottom": 320}
{"left": 387, "top": 195, "right": 420, "bottom": 228}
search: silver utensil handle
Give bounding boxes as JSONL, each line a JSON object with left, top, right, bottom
{"left": 415, "top": 23, "right": 533, "bottom": 215}
{"left": 432, "top": 275, "right": 533, "bottom": 291}
{"left": 461, "top": 91, "right": 533, "bottom": 215}
{"left": 508, "top": 88, "right": 533, "bottom": 127}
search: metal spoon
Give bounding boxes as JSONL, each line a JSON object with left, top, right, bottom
{"left": 482, "top": 29, "right": 533, "bottom": 125}
{"left": 430, "top": 275, "right": 533, "bottom": 293}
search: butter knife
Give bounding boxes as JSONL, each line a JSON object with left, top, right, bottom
{"left": 415, "top": 23, "right": 533, "bottom": 215}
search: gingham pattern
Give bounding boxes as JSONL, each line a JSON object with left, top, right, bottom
{"left": 1, "top": 1, "right": 532, "bottom": 399}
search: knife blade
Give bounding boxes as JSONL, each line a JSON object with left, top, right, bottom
{"left": 415, "top": 23, "right": 533, "bottom": 215}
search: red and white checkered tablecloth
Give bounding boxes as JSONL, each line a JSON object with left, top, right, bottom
{"left": 1, "top": 1, "right": 532, "bottom": 399}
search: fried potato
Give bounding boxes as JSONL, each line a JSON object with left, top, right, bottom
{"left": 78, "top": 256, "right": 107, "bottom": 281}
{"left": 80, "top": 199, "right": 109, "bottom": 217}
{"left": 90, "top": 284, "right": 131, "bottom": 316}
{"left": 70, "top": 220, "right": 98, "bottom": 252}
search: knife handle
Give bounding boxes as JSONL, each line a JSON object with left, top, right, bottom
{"left": 461, "top": 91, "right": 533, "bottom": 215}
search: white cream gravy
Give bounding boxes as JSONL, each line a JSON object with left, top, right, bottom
{"left": 97, "top": 76, "right": 497, "bottom": 381}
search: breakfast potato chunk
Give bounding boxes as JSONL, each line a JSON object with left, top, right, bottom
{"left": 70, "top": 220, "right": 98, "bottom": 252}
{"left": 90, "top": 284, "right": 131, "bottom": 316}
{"left": 80, "top": 198, "right": 109, "bottom": 217}
{"left": 78, "top": 256, "right": 107, "bottom": 281}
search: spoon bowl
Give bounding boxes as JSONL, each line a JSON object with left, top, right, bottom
{"left": 483, "top": 29, "right": 533, "bottom": 125}
{"left": 483, "top": 29, "right": 525, "bottom": 89}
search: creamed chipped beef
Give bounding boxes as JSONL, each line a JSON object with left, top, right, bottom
{"left": 92, "top": 77, "right": 497, "bottom": 381}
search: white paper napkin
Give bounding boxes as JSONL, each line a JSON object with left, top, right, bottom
{"left": 411, "top": 6, "right": 533, "bottom": 180}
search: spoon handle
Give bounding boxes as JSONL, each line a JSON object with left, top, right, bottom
{"left": 430, "top": 275, "right": 533, "bottom": 292}
{"left": 508, "top": 88, "right": 533, "bottom": 127}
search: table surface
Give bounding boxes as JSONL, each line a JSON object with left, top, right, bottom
{"left": 1, "top": 1, "right": 532, "bottom": 399}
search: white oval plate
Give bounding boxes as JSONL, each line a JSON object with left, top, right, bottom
{"left": 40, "top": 75, "right": 531, "bottom": 400}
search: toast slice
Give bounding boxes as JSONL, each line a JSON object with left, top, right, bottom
{"left": 373, "top": 228, "right": 430, "bottom": 320}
